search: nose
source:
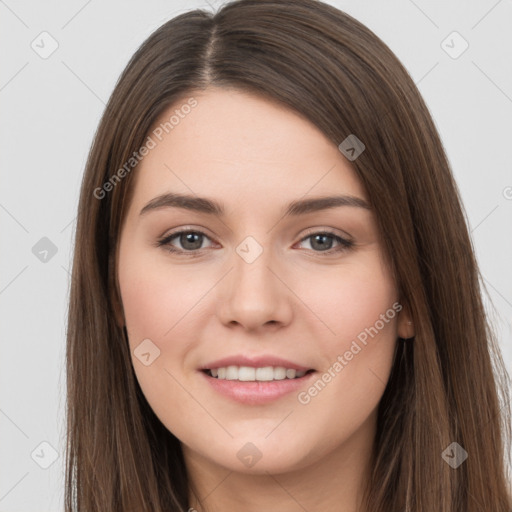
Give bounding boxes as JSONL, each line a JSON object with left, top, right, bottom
{"left": 217, "top": 243, "right": 294, "bottom": 333}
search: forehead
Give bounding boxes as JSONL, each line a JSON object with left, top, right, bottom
{"left": 127, "top": 87, "right": 367, "bottom": 217}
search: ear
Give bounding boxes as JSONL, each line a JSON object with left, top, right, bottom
{"left": 397, "top": 302, "right": 415, "bottom": 339}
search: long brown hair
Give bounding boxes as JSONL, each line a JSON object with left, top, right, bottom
{"left": 65, "top": 0, "right": 512, "bottom": 510}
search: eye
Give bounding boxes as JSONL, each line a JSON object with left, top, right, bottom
{"left": 157, "top": 229, "right": 214, "bottom": 255}
{"left": 296, "top": 230, "right": 354, "bottom": 254}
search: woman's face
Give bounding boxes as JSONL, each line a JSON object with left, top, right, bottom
{"left": 117, "top": 87, "right": 412, "bottom": 475}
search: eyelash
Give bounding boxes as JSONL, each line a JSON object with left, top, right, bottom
{"left": 156, "top": 228, "right": 354, "bottom": 257}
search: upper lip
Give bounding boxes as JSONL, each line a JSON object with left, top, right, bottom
{"left": 199, "top": 355, "right": 314, "bottom": 372}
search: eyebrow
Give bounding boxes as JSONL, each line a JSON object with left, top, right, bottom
{"left": 139, "top": 192, "right": 371, "bottom": 218}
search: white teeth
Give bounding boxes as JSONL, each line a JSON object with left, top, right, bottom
{"left": 207, "top": 365, "right": 310, "bottom": 381}
{"left": 255, "top": 366, "right": 274, "bottom": 381}
{"left": 286, "top": 369, "right": 296, "bottom": 379}
{"left": 226, "top": 365, "right": 238, "bottom": 380}
{"left": 273, "top": 367, "right": 287, "bottom": 380}
{"left": 238, "top": 367, "right": 255, "bottom": 381}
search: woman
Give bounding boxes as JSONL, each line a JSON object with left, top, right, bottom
{"left": 65, "top": 0, "right": 512, "bottom": 510}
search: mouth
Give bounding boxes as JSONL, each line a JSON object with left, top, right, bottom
{"left": 198, "top": 355, "right": 317, "bottom": 404}
{"left": 199, "top": 366, "right": 317, "bottom": 405}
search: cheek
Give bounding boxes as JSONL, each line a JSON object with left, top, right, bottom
{"left": 118, "top": 250, "right": 215, "bottom": 427}
{"left": 291, "top": 253, "right": 399, "bottom": 428}
{"left": 297, "top": 251, "right": 398, "bottom": 345}
{"left": 119, "top": 248, "right": 209, "bottom": 343}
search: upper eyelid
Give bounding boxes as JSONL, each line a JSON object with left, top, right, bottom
{"left": 299, "top": 226, "right": 352, "bottom": 240}
{"left": 159, "top": 226, "right": 216, "bottom": 244}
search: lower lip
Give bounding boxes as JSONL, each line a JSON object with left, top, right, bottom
{"left": 199, "top": 370, "right": 316, "bottom": 405}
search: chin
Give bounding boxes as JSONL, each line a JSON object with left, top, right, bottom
{"left": 203, "top": 438, "right": 319, "bottom": 476}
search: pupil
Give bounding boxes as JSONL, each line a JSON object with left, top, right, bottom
{"left": 311, "top": 234, "right": 332, "bottom": 251}
{"left": 182, "top": 232, "right": 202, "bottom": 250}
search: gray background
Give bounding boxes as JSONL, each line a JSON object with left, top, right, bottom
{"left": 1, "top": 0, "right": 511, "bottom": 509}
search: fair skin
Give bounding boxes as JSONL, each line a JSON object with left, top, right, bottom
{"left": 116, "top": 87, "right": 414, "bottom": 511}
